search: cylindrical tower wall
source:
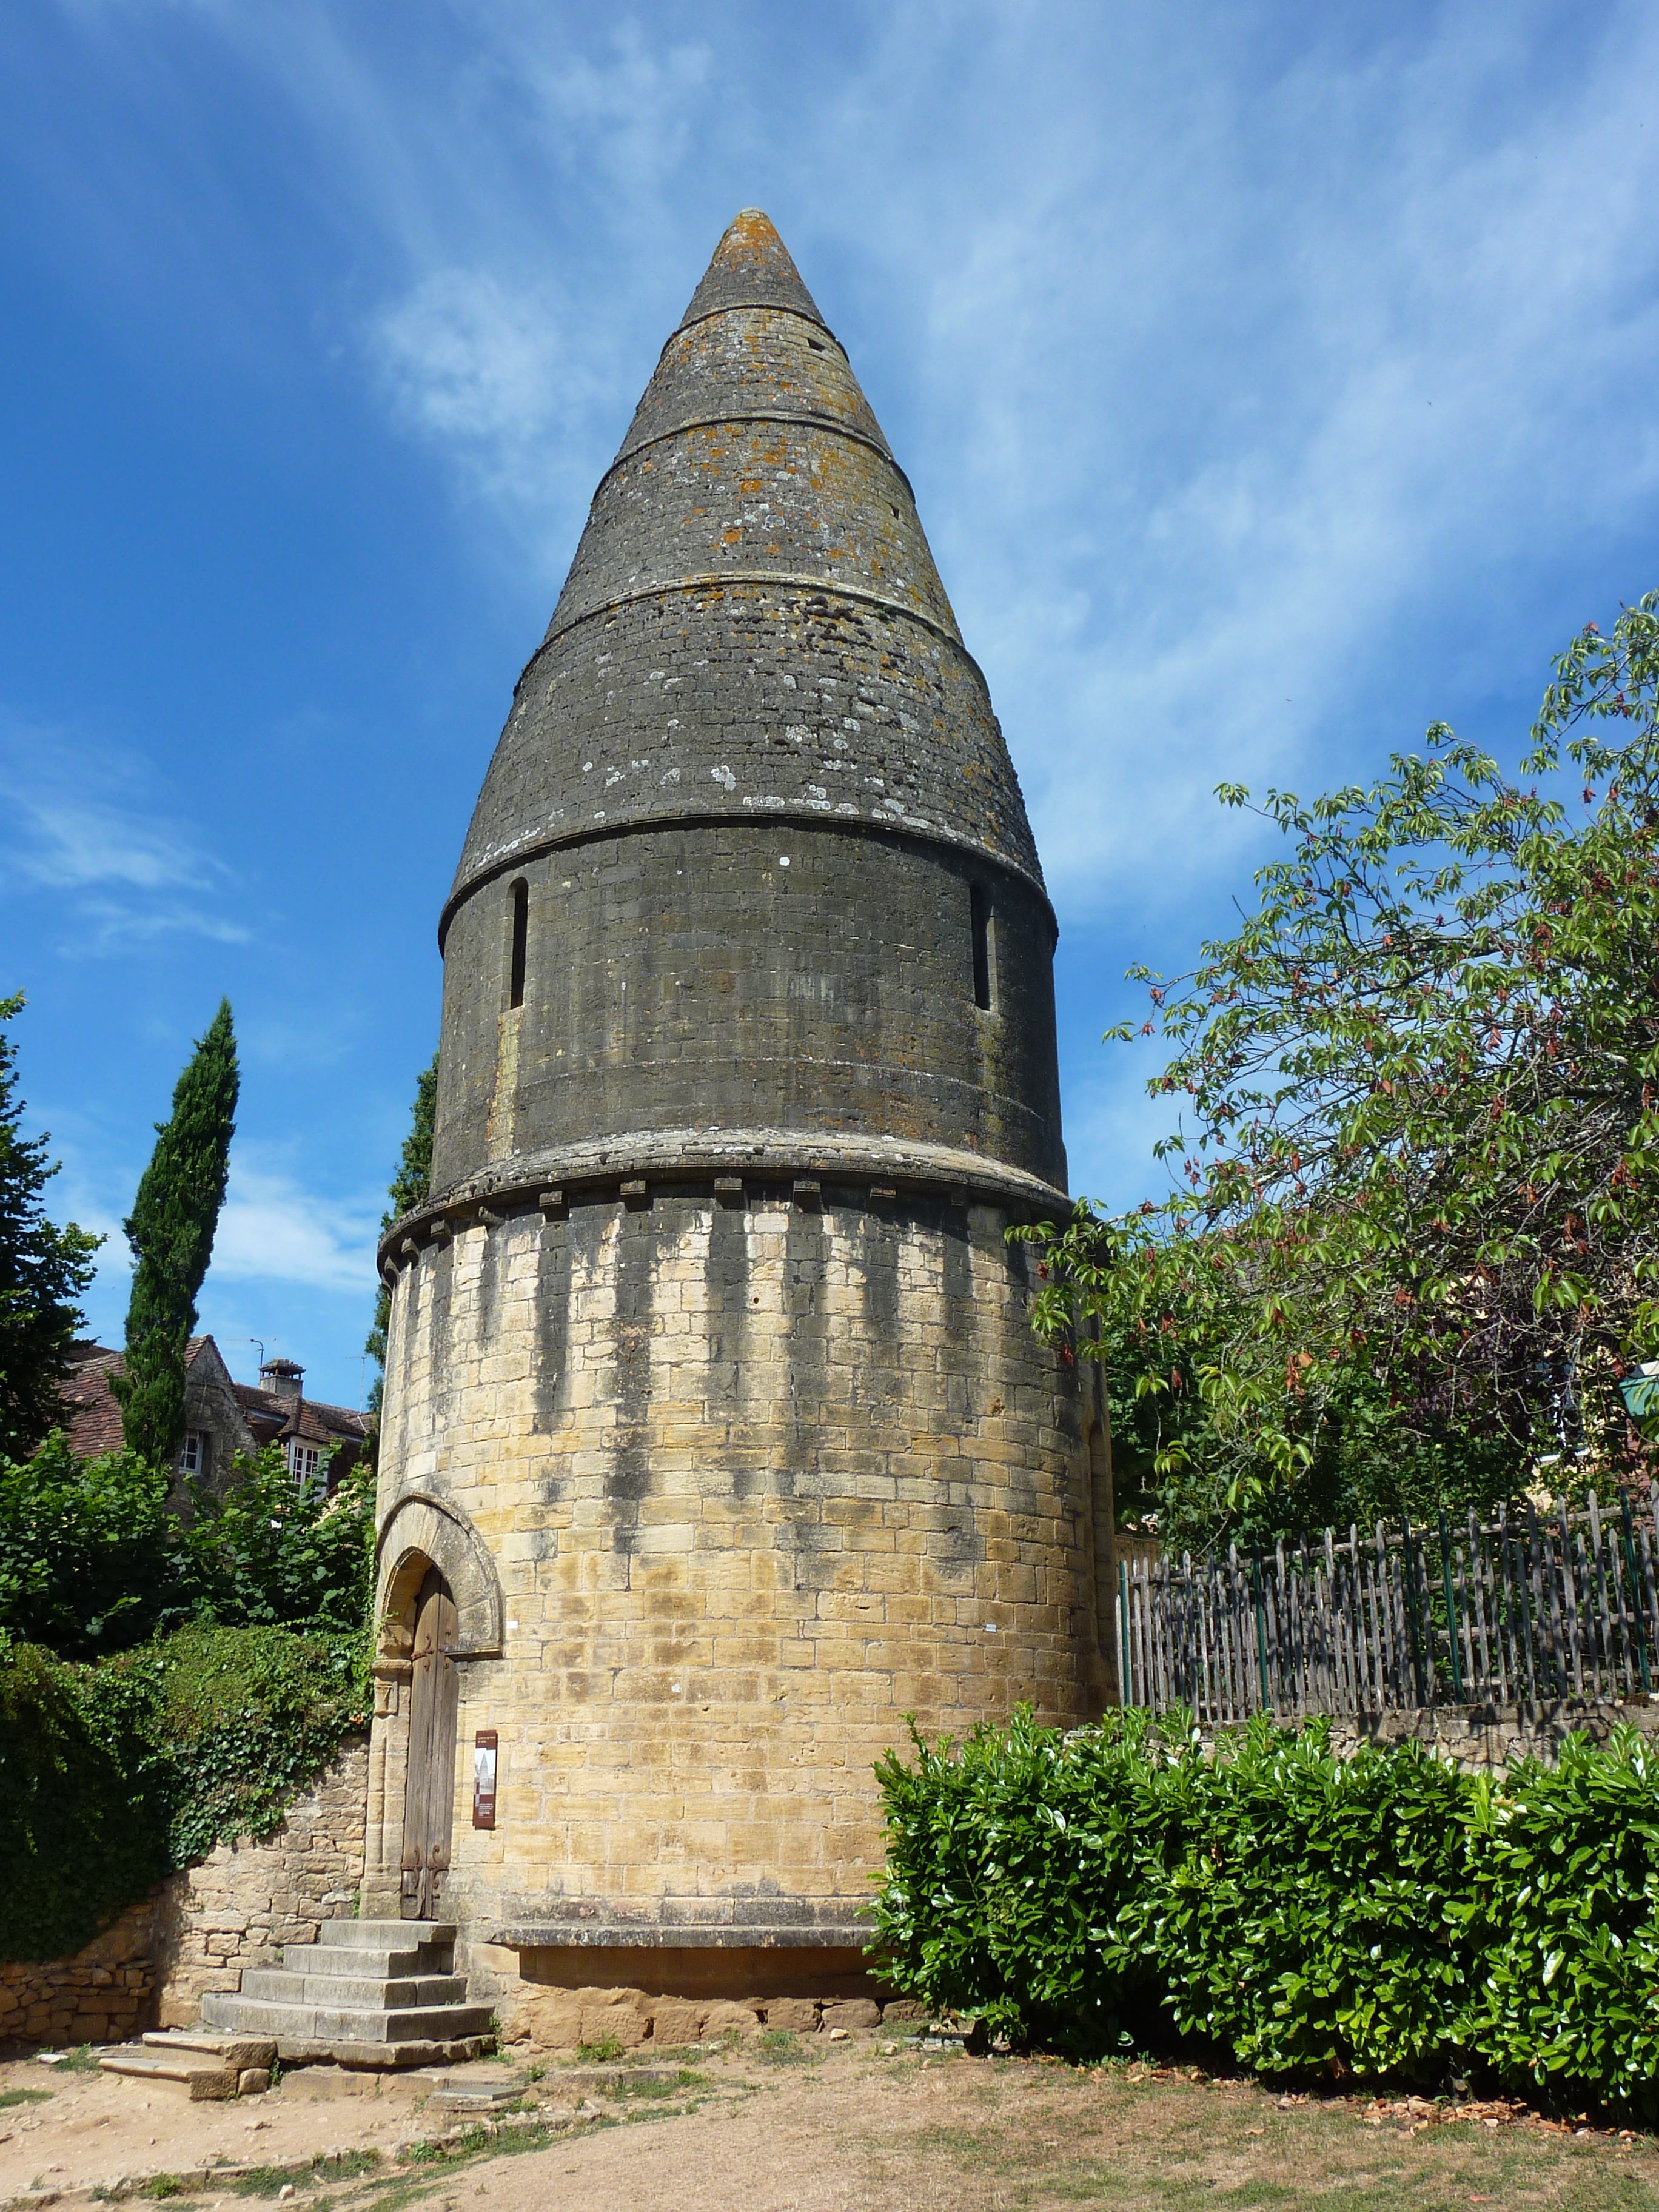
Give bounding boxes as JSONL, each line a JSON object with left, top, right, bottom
{"left": 372, "top": 1185, "right": 1106, "bottom": 1938}
{"left": 432, "top": 819, "right": 1063, "bottom": 1197}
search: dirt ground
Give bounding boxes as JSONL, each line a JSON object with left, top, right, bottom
{"left": 4, "top": 2034, "right": 1658, "bottom": 2212}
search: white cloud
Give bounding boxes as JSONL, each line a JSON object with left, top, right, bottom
{"left": 209, "top": 1155, "right": 380, "bottom": 1296}
{"left": 30, "top": 0, "right": 1659, "bottom": 1213}
{"left": 377, "top": 267, "right": 569, "bottom": 447}
{"left": 0, "top": 722, "right": 250, "bottom": 950}
{"left": 286, "top": 0, "right": 1659, "bottom": 931}
{"left": 368, "top": 266, "right": 614, "bottom": 552}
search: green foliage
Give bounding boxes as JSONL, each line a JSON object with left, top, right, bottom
{"left": 872, "top": 1708, "right": 1160, "bottom": 2056}
{"left": 1145, "top": 1723, "right": 1478, "bottom": 2080}
{"left": 871, "top": 1708, "right": 1659, "bottom": 2115}
{"left": 365, "top": 1050, "right": 438, "bottom": 1419}
{"left": 0, "top": 1439, "right": 374, "bottom": 1660}
{"left": 0, "top": 1634, "right": 170, "bottom": 1960}
{"left": 1464, "top": 1729, "right": 1659, "bottom": 2110}
{"left": 0, "top": 1623, "right": 368, "bottom": 1962}
{"left": 95, "top": 1623, "right": 368, "bottom": 1868}
{"left": 113, "top": 1000, "right": 239, "bottom": 1467}
{"left": 0, "top": 993, "right": 101, "bottom": 1459}
{"left": 0, "top": 1434, "right": 179, "bottom": 1658}
{"left": 1019, "top": 593, "right": 1659, "bottom": 1546}
{"left": 575, "top": 2033, "right": 627, "bottom": 2063}
{"left": 178, "top": 1448, "right": 375, "bottom": 1641}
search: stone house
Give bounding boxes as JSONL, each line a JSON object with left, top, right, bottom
{"left": 61, "top": 1338, "right": 367, "bottom": 1491}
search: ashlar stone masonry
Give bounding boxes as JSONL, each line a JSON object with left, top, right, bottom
{"left": 370, "top": 211, "right": 1116, "bottom": 2019}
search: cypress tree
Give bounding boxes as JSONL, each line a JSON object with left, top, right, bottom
{"left": 364, "top": 1051, "right": 438, "bottom": 1418}
{"left": 0, "top": 992, "right": 102, "bottom": 1457}
{"left": 112, "top": 1000, "right": 239, "bottom": 1468}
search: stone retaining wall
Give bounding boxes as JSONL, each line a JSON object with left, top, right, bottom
{"left": 154, "top": 1735, "right": 370, "bottom": 2028}
{"left": 500, "top": 1980, "right": 922, "bottom": 2051}
{"left": 0, "top": 1737, "right": 369, "bottom": 2050}
{"left": 0, "top": 1895, "right": 158, "bottom": 2053}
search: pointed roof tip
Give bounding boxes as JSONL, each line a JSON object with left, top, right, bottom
{"left": 675, "top": 207, "right": 827, "bottom": 333}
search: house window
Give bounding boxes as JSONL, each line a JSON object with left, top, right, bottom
{"left": 287, "top": 1443, "right": 321, "bottom": 1483}
{"left": 180, "top": 1430, "right": 210, "bottom": 1478}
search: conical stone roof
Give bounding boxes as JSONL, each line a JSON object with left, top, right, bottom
{"left": 442, "top": 211, "right": 1047, "bottom": 944}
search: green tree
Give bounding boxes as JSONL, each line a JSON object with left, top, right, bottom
{"left": 179, "top": 1446, "right": 374, "bottom": 1638}
{"left": 0, "top": 1436, "right": 179, "bottom": 1658}
{"left": 1021, "top": 592, "right": 1659, "bottom": 1549}
{"left": 112, "top": 1000, "right": 238, "bottom": 1467}
{"left": 364, "top": 1051, "right": 437, "bottom": 1418}
{"left": 0, "top": 1436, "right": 374, "bottom": 1661}
{"left": 0, "top": 993, "right": 101, "bottom": 1457}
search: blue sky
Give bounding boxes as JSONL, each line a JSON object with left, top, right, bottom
{"left": 3, "top": 0, "right": 1657, "bottom": 1411}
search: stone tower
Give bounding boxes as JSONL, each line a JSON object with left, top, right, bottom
{"left": 369, "top": 212, "right": 1113, "bottom": 2020}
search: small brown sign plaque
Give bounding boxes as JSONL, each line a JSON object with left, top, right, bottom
{"left": 472, "top": 1729, "right": 498, "bottom": 1829}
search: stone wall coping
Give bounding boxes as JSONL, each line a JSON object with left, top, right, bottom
{"left": 489, "top": 1923, "right": 875, "bottom": 1952}
{"left": 379, "top": 1128, "right": 1070, "bottom": 1272}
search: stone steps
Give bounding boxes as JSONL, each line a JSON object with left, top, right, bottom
{"left": 275, "top": 1951, "right": 452, "bottom": 1979}
{"left": 242, "top": 1969, "right": 472, "bottom": 2008}
{"left": 313, "top": 1919, "right": 455, "bottom": 1949}
{"left": 99, "top": 2032, "right": 276, "bottom": 2101}
{"left": 197, "top": 1919, "right": 491, "bottom": 2069}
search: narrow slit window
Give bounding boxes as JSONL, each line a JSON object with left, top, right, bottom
{"left": 508, "top": 879, "right": 528, "bottom": 1010}
{"left": 970, "top": 884, "right": 994, "bottom": 1011}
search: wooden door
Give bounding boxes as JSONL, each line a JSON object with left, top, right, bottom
{"left": 400, "top": 1566, "right": 460, "bottom": 1921}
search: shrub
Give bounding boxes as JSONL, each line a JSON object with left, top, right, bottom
{"left": 871, "top": 1708, "right": 1659, "bottom": 2116}
{"left": 0, "top": 1439, "right": 375, "bottom": 1661}
{"left": 873, "top": 1708, "right": 1161, "bottom": 2054}
{"left": 178, "top": 1452, "right": 374, "bottom": 1642}
{"left": 0, "top": 1439, "right": 181, "bottom": 1658}
{"left": 1142, "top": 1721, "right": 1480, "bottom": 2082}
{"left": 1464, "top": 1726, "right": 1659, "bottom": 2113}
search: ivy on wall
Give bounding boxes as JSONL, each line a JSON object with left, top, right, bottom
{"left": 0, "top": 1624, "right": 367, "bottom": 1962}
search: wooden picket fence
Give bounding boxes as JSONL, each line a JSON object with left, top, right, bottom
{"left": 1116, "top": 1493, "right": 1659, "bottom": 1719}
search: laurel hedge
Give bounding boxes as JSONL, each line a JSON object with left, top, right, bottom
{"left": 0, "top": 1624, "right": 367, "bottom": 1962}
{"left": 870, "top": 1708, "right": 1659, "bottom": 2116}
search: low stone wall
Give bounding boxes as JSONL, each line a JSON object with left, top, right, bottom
{"left": 154, "top": 1735, "right": 370, "bottom": 2027}
{"left": 1192, "top": 1698, "right": 1659, "bottom": 1771}
{"left": 0, "top": 1895, "right": 159, "bottom": 2053}
{"left": 0, "top": 1737, "right": 369, "bottom": 2051}
{"left": 500, "top": 1980, "right": 921, "bottom": 2051}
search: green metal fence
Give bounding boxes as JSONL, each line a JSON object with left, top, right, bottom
{"left": 1117, "top": 1493, "right": 1659, "bottom": 1718}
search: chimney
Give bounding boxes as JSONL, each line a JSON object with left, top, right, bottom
{"left": 261, "top": 1356, "right": 304, "bottom": 1403}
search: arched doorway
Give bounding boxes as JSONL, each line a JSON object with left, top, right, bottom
{"left": 401, "top": 1565, "right": 460, "bottom": 1920}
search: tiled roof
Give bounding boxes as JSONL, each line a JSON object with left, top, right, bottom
{"left": 231, "top": 1382, "right": 368, "bottom": 1446}
{"left": 59, "top": 1346, "right": 126, "bottom": 1458}
{"left": 59, "top": 1341, "right": 368, "bottom": 1463}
